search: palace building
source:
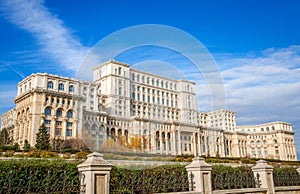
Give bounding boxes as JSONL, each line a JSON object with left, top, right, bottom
{"left": 0, "top": 60, "right": 297, "bottom": 161}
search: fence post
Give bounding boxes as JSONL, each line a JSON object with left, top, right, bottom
{"left": 185, "top": 157, "right": 212, "bottom": 194}
{"left": 77, "top": 152, "right": 112, "bottom": 194}
{"left": 251, "top": 160, "right": 275, "bottom": 194}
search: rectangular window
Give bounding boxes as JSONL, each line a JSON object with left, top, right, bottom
{"left": 56, "top": 121, "right": 62, "bottom": 126}
{"left": 66, "top": 129, "right": 72, "bottom": 137}
{"left": 55, "top": 128, "right": 61, "bottom": 136}
{"left": 67, "top": 122, "right": 73, "bottom": 127}
{"left": 44, "top": 120, "right": 51, "bottom": 125}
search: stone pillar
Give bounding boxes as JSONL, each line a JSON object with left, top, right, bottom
{"left": 77, "top": 152, "right": 112, "bottom": 194}
{"left": 185, "top": 157, "right": 212, "bottom": 194}
{"left": 177, "top": 130, "right": 182, "bottom": 155}
{"left": 252, "top": 160, "right": 275, "bottom": 194}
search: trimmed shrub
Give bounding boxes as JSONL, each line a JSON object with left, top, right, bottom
{"left": 75, "top": 151, "right": 91, "bottom": 159}
{"left": 0, "top": 159, "right": 81, "bottom": 192}
{"left": 110, "top": 164, "right": 189, "bottom": 193}
{"left": 27, "top": 150, "right": 59, "bottom": 158}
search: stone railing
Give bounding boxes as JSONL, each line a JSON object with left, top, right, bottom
{"left": 77, "top": 153, "right": 300, "bottom": 194}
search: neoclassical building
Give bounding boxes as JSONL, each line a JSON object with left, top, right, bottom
{"left": 0, "top": 60, "right": 297, "bottom": 161}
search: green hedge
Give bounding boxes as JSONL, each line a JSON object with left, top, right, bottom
{"left": 0, "top": 159, "right": 81, "bottom": 193}
{"left": 110, "top": 165, "right": 189, "bottom": 193}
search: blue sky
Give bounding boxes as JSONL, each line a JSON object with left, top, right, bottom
{"left": 0, "top": 0, "right": 300, "bottom": 158}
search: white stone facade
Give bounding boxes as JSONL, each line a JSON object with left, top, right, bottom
{"left": 0, "top": 60, "right": 297, "bottom": 161}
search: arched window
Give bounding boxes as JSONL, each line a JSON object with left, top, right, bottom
{"left": 58, "top": 83, "right": 64, "bottom": 91}
{"left": 266, "top": 127, "right": 269, "bottom": 131}
{"left": 257, "top": 141, "right": 261, "bottom": 146}
{"left": 84, "top": 123, "right": 89, "bottom": 130}
{"left": 45, "top": 107, "right": 51, "bottom": 115}
{"left": 56, "top": 109, "right": 62, "bottom": 117}
{"left": 47, "top": 81, "right": 53, "bottom": 89}
{"left": 274, "top": 139, "right": 278, "bottom": 144}
{"left": 263, "top": 140, "right": 267, "bottom": 145}
{"left": 261, "top": 128, "right": 264, "bottom": 132}
{"left": 67, "top": 110, "right": 73, "bottom": 118}
{"left": 272, "top": 126, "right": 275, "bottom": 130}
{"left": 99, "top": 125, "right": 104, "bottom": 132}
{"left": 91, "top": 124, "right": 96, "bottom": 131}
{"left": 69, "top": 85, "right": 74, "bottom": 93}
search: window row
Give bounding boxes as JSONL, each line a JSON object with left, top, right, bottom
{"left": 45, "top": 108, "right": 73, "bottom": 118}
{"left": 132, "top": 93, "right": 178, "bottom": 106}
{"left": 131, "top": 73, "right": 176, "bottom": 90}
{"left": 47, "top": 81, "right": 74, "bottom": 93}
{"left": 44, "top": 120, "right": 73, "bottom": 127}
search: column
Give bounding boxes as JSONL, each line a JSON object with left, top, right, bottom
{"left": 197, "top": 132, "right": 201, "bottom": 156}
{"left": 192, "top": 133, "right": 197, "bottom": 156}
{"left": 185, "top": 157, "right": 212, "bottom": 194}
{"left": 159, "top": 135, "right": 163, "bottom": 154}
{"left": 62, "top": 118, "right": 67, "bottom": 139}
{"left": 171, "top": 130, "right": 177, "bottom": 155}
{"left": 252, "top": 160, "right": 275, "bottom": 194}
{"left": 77, "top": 152, "right": 113, "bottom": 194}
{"left": 177, "top": 130, "right": 182, "bottom": 155}
{"left": 166, "top": 137, "right": 169, "bottom": 154}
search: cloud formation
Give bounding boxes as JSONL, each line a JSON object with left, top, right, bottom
{"left": 214, "top": 45, "right": 300, "bottom": 157}
{"left": 0, "top": 0, "right": 88, "bottom": 72}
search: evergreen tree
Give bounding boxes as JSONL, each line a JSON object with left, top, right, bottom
{"left": 35, "top": 124, "right": 50, "bottom": 150}
{"left": 0, "top": 128, "right": 10, "bottom": 146}
{"left": 23, "top": 139, "right": 31, "bottom": 151}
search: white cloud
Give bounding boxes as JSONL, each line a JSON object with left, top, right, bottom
{"left": 0, "top": 0, "right": 89, "bottom": 72}
{"left": 0, "top": 83, "right": 17, "bottom": 112}
{"left": 212, "top": 45, "right": 300, "bottom": 157}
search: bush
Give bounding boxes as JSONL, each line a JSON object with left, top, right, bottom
{"left": 40, "top": 151, "right": 59, "bottom": 158}
{"left": 75, "top": 151, "right": 91, "bottom": 159}
{"left": 110, "top": 164, "right": 189, "bottom": 193}
{"left": 60, "top": 148, "right": 79, "bottom": 154}
{"left": 27, "top": 150, "right": 59, "bottom": 158}
{"left": 3, "top": 150, "right": 15, "bottom": 157}
{"left": 0, "top": 159, "right": 81, "bottom": 192}
{"left": 63, "top": 152, "right": 71, "bottom": 159}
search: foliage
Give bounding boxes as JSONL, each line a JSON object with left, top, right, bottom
{"left": 51, "top": 137, "right": 64, "bottom": 151}
{"left": 61, "top": 138, "right": 88, "bottom": 151}
{"left": 35, "top": 124, "right": 50, "bottom": 150}
{"left": 273, "top": 166, "right": 298, "bottom": 174}
{"left": 110, "top": 165, "right": 189, "bottom": 193}
{"left": 0, "top": 159, "right": 81, "bottom": 193}
{"left": 75, "top": 151, "right": 91, "bottom": 159}
{"left": 2, "top": 150, "right": 15, "bottom": 157}
{"left": 27, "top": 150, "right": 59, "bottom": 158}
{"left": 211, "top": 165, "right": 257, "bottom": 190}
{"left": 126, "top": 136, "right": 142, "bottom": 150}
{"left": 0, "top": 143, "right": 19, "bottom": 151}
{"left": 0, "top": 128, "right": 11, "bottom": 146}
{"left": 172, "top": 155, "right": 194, "bottom": 162}
{"left": 23, "top": 139, "right": 31, "bottom": 151}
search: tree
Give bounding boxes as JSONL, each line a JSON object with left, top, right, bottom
{"left": 51, "top": 137, "right": 64, "bottom": 152}
{"left": 0, "top": 128, "right": 10, "bottom": 146}
{"left": 23, "top": 139, "right": 31, "bottom": 151}
{"left": 35, "top": 124, "right": 50, "bottom": 150}
{"left": 61, "top": 138, "right": 88, "bottom": 151}
{"left": 127, "top": 136, "right": 142, "bottom": 150}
